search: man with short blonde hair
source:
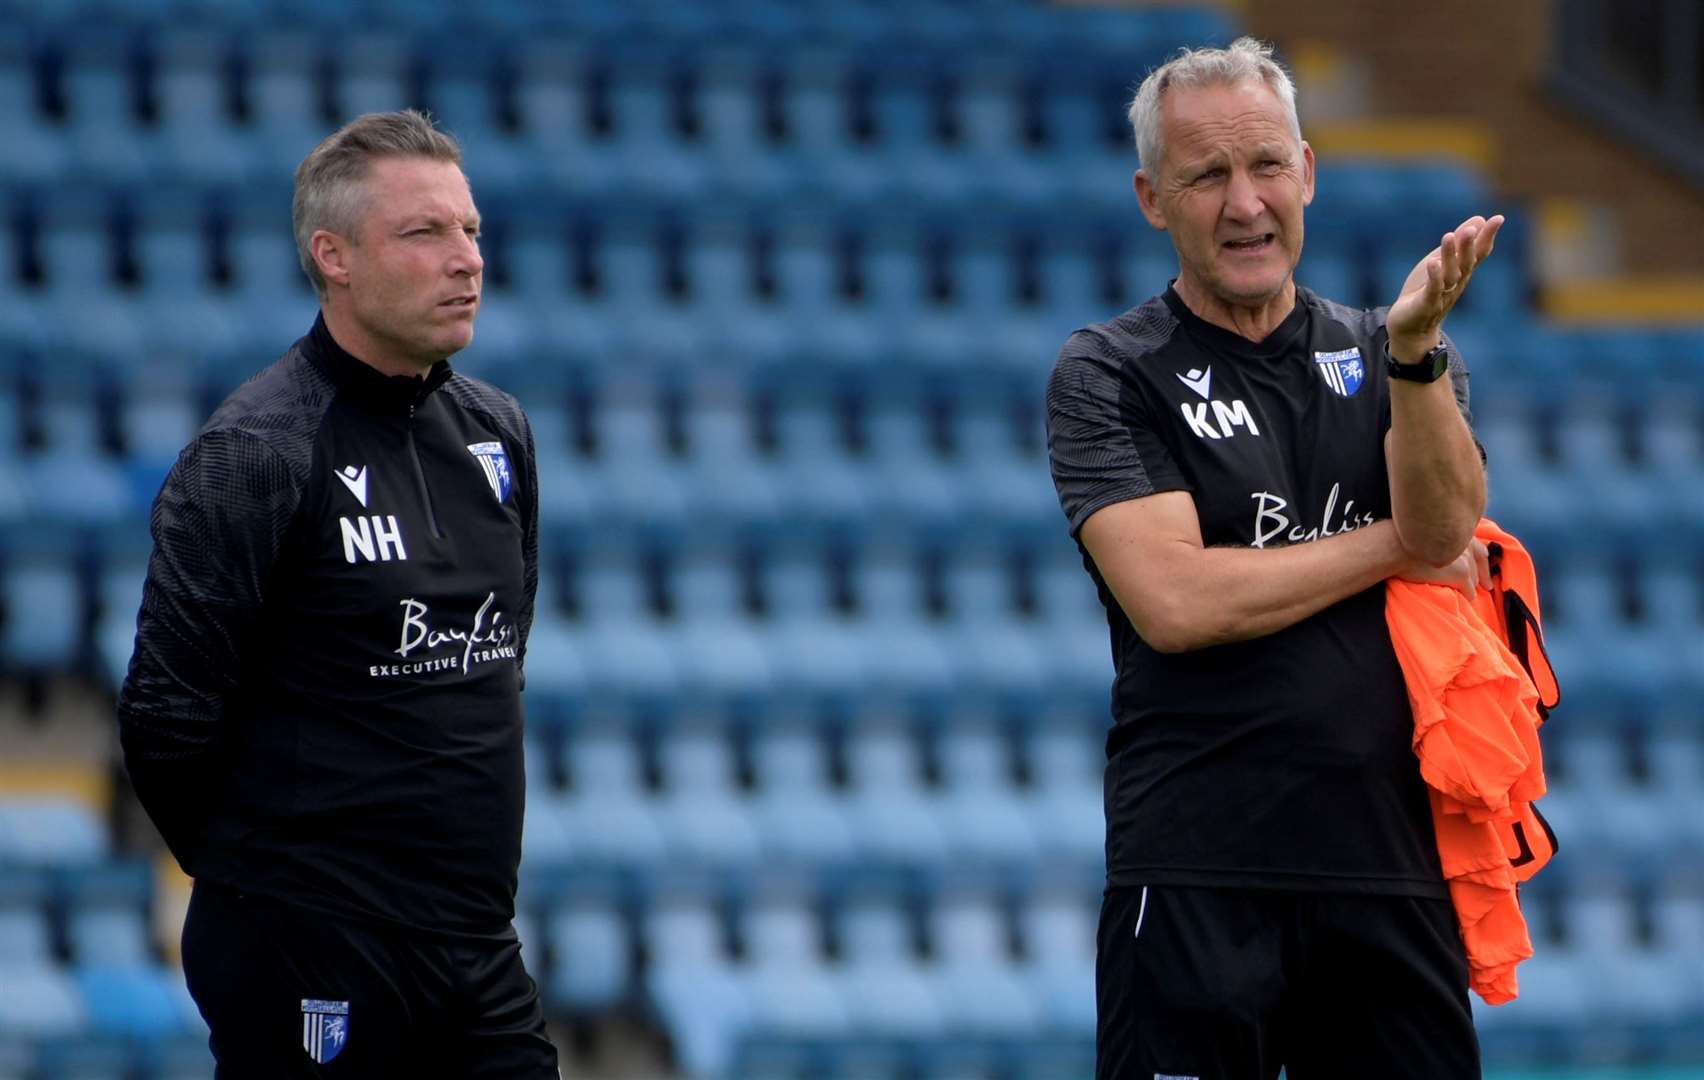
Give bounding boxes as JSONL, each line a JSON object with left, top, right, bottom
{"left": 119, "top": 110, "right": 555, "bottom": 1077}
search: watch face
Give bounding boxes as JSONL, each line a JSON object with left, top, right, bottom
{"left": 1384, "top": 341, "right": 1449, "bottom": 383}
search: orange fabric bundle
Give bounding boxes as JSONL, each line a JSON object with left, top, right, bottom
{"left": 1385, "top": 519, "right": 1559, "bottom": 1005}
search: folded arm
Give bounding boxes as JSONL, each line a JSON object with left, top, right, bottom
{"left": 1081, "top": 491, "right": 1478, "bottom": 654}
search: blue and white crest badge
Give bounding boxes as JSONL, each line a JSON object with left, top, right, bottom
{"left": 467, "top": 441, "right": 512, "bottom": 503}
{"left": 1313, "top": 347, "right": 1365, "bottom": 397}
{"left": 301, "top": 999, "right": 348, "bottom": 1064}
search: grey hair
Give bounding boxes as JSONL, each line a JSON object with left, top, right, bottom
{"left": 1126, "top": 36, "right": 1302, "bottom": 177}
{"left": 292, "top": 109, "right": 462, "bottom": 297}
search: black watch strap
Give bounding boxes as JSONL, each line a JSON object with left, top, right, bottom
{"left": 1383, "top": 339, "right": 1450, "bottom": 383}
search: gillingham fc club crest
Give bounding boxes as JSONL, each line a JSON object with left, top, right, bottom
{"left": 1313, "top": 347, "right": 1365, "bottom": 397}
{"left": 302, "top": 999, "right": 349, "bottom": 1063}
{"left": 467, "top": 441, "right": 512, "bottom": 503}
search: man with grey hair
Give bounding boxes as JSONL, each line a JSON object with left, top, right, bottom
{"left": 1046, "top": 37, "right": 1498, "bottom": 1078}
{"left": 118, "top": 109, "right": 555, "bottom": 1077}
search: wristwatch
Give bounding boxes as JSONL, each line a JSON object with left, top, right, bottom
{"left": 1383, "top": 339, "right": 1450, "bottom": 383}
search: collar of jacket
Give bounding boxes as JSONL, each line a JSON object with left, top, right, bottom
{"left": 303, "top": 313, "right": 454, "bottom": 414}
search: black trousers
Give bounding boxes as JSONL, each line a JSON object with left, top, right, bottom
{"left": 182, "top": 881, "right": 559, "bottom": 1079}
{"left": 1096, "top": 885, "right": 1481, "bottom": 1080}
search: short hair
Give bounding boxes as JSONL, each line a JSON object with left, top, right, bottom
{"left": 1126, "top": 36, "right": 1302, "bottom": 178}
{"left": 291, "top": 109, "right": 463, "bottom": 297}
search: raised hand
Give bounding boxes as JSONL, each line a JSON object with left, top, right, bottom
{"left": 1385, "top": 214, "right": 1504, "bottom": 360}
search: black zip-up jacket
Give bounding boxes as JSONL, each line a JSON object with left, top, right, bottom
{"left": 117, "top": 316, "right": 539, "bottom": 940}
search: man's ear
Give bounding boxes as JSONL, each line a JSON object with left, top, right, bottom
{"left": 311, "top": 230, "right": 352, "bottom": 290}
{"left": 1300, "top": 141, "right": 1316, "bottom": 208}
{"left": 1135, "top": 170, "right": 1167, "bottom": 231}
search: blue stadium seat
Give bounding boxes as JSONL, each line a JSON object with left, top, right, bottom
{"left": 748, "top": 725, "right": 857, "bottom": 864}
{"left": 0, "top": 28, "right": 69, "bottom": 182}
{"left": 1645, "top": 399, "right": 1704, "bottom": 473}
{"left": 846, "top": 541, "right": 955, "bottom": 699}
{"left": 1559, "top": 880, "right": 1683, "bottom": 1024}
{"left": 678, "top": 376, "right": 785, "bottom": 523}
{"left": 740, "top": 893, "right": 851, "bottom": 1038}
{"left": 683, "top": 222, "right": 758, "bottom": 319}
{"left": 861, "top": 396, "right": 965, "bottom": 522}
{"left": 1120, "top": 246, "right": 1178, "bottom": 311}
{"left": 547, "top": 725, "right": 666, "bottom": 862}
{"left": 513, "top": 39, "right": 614, "bottom": 190}
{"left": 545, "top": 895, "right": 630, "bottom": 1010}
{"left": 0, "top": 869, "right": 52, "bottom": 966}
{"left": 567, "top": 546, "right": 683, "bottom": 698}
{"left": 1476, "top": 403, "right": 1573, "bottom": 538}
{"left": 769, "top": 399, "right": 869, "bottom": 525}
{"left": 843, "top": 723, "right": 948, "bottom": 863}
{"left": 953, "top": 389, "right": 1052, "bottom": 518}
{"left": 939, "top": 546, "right": 1047, "bottom": 699}
{"left": 499, "top": 217, "right": 577, "bottom": 303}
{"left": 1551, "top": 730, "right": 1668, "bottom": 856}
{"left": 37, "top": 185, "right": 117, "bottom": 303}
{"left": 644, "top": 891, "right": 749, "bottom": 1080}
{"left": 120, "top": 383, "right": 201, "bottom": 472}
{"left": 1029, "top": 545, "right": 1114, "bottom": 697}
{"left": 94, "top": 542, "right": 147, "bottom": 688}
{"left": 670, "top": 548, "right": 774, "bottom": 699}
{"left": 1649, "top": 725, "right": 1704, "bottom": 850}
{"left": 0, "top": 797, "right": 107, "bottom": 865}
{"left": 153, "top": 29, "right": 256, "bottom": 184}
{"left": 926, "top": 891, "right": 1041, "bottom": 1035}
{"left": 654, "top": 728, "right": 763, "bottom": 866}
{"left": 23, "top": 451, "right": 132, "bottom": 525}
{"left": 697, "top": 47, "right": 801, "bottom": 199}
{"left": 617, "top": 55, "right": 716, "bottom": 193}
{"left": 63, "top": 30, "right": 155, "bottom": 183}
{"left": 1, "top": 555, "right": 86, "bottom": 671}
{"left": 67, "top": 909, "right": 149, "bottom": 970}
{"left": 228, "top": 185, "right": 314, "bottom": 305}
{"left": 779, "top": 49, "right": 888, "bottom": 204}
{"left": 1036, "top": 238, "right": 1107, "bottom": 332}
{"left": 833, "top": 893, "right": 944, "bottom": 1036}
{"left": 1023, "top": 719, "right": 1106, "bottom": 865}
{"left": 1018, "top": 889, "right": 1097, "bottom": 1035}
{"left": 75, "top": 966, "right": 186, "bottom": 1039}
{"left": 327, "top": 29, "right": 411, "bottom": 123}
{"left": 518, "top": 781, "right": 575, "bottom": 866}
{"left": 421, "top": 38, "right": 532, "bottom": 191}
{"left": 862, "top": 225, "right": 930, "bottom": 320}
{"left": 1296, "top": 247, "right": 1361, "bottom": 308}
{"left": 243, "top": 30, "right": 326, "bottom": 175}
{"left": 933, "top": 719, "right": 1038, "bottom": 859}
{"left": 33, "top": 382, "right": 106, "bottom": 460}
{"left": 0, "top": 964, "right": 86, "bottom": 1038}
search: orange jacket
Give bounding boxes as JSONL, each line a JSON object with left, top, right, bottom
{"left": 1385, "top": 519, "right": 1560, "bottom": 1005}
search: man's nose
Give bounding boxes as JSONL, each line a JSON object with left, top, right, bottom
{"left": 450, "top": 232, "right": 483, "bottom": 277}
{"left": 1223, "top": 168, "right": 1264, "bottom": 222}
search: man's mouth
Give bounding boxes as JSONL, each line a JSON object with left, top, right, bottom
{"left": 440, "top": 295, "right": 478, "bottom": 307}
{"left": 1223, "top": 234, "right": 1275, "bottom": 252}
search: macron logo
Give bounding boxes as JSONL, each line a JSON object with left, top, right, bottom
{"left": 1176, "top": 366, "right": 1212, "bottom": 400}
{"left": 334, "top": 466, "right": 369, "bottom": 508}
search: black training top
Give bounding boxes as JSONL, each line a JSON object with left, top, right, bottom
{"left": 117, "top": 315, "right": 539, "bottom": 940}
{"left": 1046, "top": 284, "right": 1473, "bottom": 898}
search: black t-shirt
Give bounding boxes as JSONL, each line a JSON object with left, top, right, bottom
{"left": 1046, "top": 285, "right": 1474, "bottom": 898}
